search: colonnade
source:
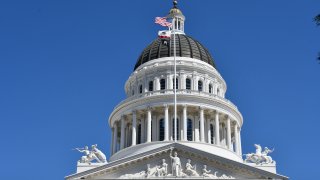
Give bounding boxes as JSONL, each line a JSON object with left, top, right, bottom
{"left": 111, "top": 105, "right": 242, "bottom": 156}
{"left": 128, "top": 72, "right": 225, "bottom": 98}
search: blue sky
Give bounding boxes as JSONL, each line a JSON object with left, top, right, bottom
{"left": 0, "top": 0, "right": 319, "bottom": 179}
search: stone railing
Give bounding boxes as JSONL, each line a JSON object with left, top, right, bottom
{"left": 113, "top": 89, "right": 238, "bottom": 111}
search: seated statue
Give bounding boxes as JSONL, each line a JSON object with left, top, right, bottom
{"left": 156, "top": 159, "right": 168, "bottom": 177}
{"left": 185, "top": 159, "right": 199, "bottom": 177}
{"left": 202, "top": 165, "right": 218, "bottom": 178}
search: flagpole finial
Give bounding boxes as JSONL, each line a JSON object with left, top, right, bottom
{"left": 173, "top": 0, "right": 178, "bottom": 8}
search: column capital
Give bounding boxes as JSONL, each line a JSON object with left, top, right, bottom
{"left": 147, "top": 106, "right": 153, "bottom": 111}
{"left": 232, "top": 121, "right": 239, "bottom": 127}
{"left": 214, "top": 110, "right": 220, "bottom": 115}
{"left": 182, "top": 104, "right": 187, "bottom": 108}
{"left": 163, "top": 104, "right": 169, "bottom": 109}
{"left": 132, "top": 110, "right": 137, "bottom": 114}
{"left": 199, "top": 106, "right": 205, "bottom": 110}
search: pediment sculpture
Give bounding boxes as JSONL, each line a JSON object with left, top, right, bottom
{"left": 119, "top": 148, "right": 234, "bottom": 179}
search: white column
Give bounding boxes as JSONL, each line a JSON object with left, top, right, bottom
{"left": 147, "top": 107, "right": 152, "bottom": 143}
{"left": 120, "top": 116, "right": 125, "bottom": 150}
{"left": 169, "top": 75, "right": 173, "bottom": 89}
{"left": 239, "top": 129, "right": 242, "bottom": 155}
{"left": 215, "top": 112, "right": 220, "bottom": 145}
{"left": 194, "top": 77, "right": 198, "bottom": 91}
{"left": 132, "top": 110, "right": 137, "bottom": 146}
{"left": 181, "top": 75, "right": 186, "bottom": 89}
{"left": 155, "top": 78, "right": 160, "bottom": 91}
{"left": 164, "top": 104, "right": 169, "bottom": 141}
{"left": 141, "top": 118, "right": 145, "bottom": 143}
{"left": 234, "top": 123, "right": 240, "bottom": 155}
{"left": 207, "top": 119, "right": 211, "bottom": 144}
{"left": 195, "top": 116, "right": 200, "bottom": 142}
{"left": 200, "top": 107, "right": 205, "bottom": 142}
{"left": 183, "top": 105, "right": 187, "bottom": 141}
{"left": 227, "top": 117, "right": 232, "bottom": 150}
{"left": 112, "top": 122, "right": 118, "bottom": 154}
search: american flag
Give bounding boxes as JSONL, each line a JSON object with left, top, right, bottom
{"left": 155, "top": 17, "right": 172, "bottom": 27}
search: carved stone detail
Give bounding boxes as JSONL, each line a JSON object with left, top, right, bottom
{"left": 244, "top": 144, "right": 275, "bottom": 165}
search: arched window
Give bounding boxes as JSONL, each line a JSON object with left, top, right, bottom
{"left": 217, "top": 88, "right": 220, "bottom": 95}
{"left": 187, "top": 119, "right": 193, "bottom": 141}
{"left": 159, "top": 119, "right": 164, "bottom": 141}
{"left": 139, "top": 85, "right": 143, "bottom": 94}
{"left": 209, "top": 84, "right": 213, "bottom": 93}
{"left": 132, "top": 90, "right": 135, "bottom": 96}
{"left": 186, "top": 78, "right": 191, "bottom": 90}
{"left": 198, "top": 81, "right": 203, "bottom": 92}
{"left": 210, "top": 124, "right": 214, "bottom": 144}
{"left": 137, "top": 124, "right": 142, "bottom": 144}
{"left": 178, "top": 21, "right": 181, "bottom": 30}
{"left": 172, "top": 119, "right": 180, "bottom": 140}
{"left": 160, "top": 79, "right": 166, "bottom": 90}
{"left": 149, "top": 81, "right": 153, "bottom": 91}
{"left": 173, "top": 78, "right": 178, "bottom": 89}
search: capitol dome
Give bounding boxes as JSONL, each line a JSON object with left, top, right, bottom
{"left": 66, "top": 1, "right": 287, "bottom": 179}
{"left": 134, "top": 34, "right": 216, "bottom": 70}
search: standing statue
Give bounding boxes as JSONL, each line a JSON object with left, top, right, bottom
{"left": 170, "top": 148, "right": 182, "bottom": 177}
{"left": 156, "top": 159, "right": 168, "bottom": 177}
{"left": 244, "top": 144, "right": 275, "bottom": 164}
{"left": 185, "top": 159, "right": 199, "bottom": 176}
{"left": 202, "top": 165, "right": 218, "bottom": 178}
{"left": 75, "top": 144, "right": 107, "bottom": 164}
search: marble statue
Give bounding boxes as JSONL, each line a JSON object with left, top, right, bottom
{"left": 244, "top": 144, "right": 275, "bottom": 164}
{"left": 221, "top": 174, "right": 235, "bottom": 179}
{"left": 117, "top": 157, "right": 236, "bottom": 179}
{"left": 156, "top": 159, "right": 168, "bottom": 177}
{"left": 169, "top": 148, "right": 182, "bottom": 177}
{"left": 91, "top": 144, "right": 107, "bottom": 163}
{"left": 202, "top": 165, "right": 218, "bottom": 178}
{"left": 185, "top": 159, "right": 199, "bottom": 176}
{"left": 75, "top": 144, "right": 107, "bottom": 164}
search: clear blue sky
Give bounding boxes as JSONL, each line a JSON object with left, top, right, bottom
{"left": 0, "top": 0, "right": 319, "bottom": 179}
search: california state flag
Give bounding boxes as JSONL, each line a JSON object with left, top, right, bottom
{"left": 158, "top": 30, "right": 171, "bottom": 39}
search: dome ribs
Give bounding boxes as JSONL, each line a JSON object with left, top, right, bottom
{"left": 184, "top": 35, "right": 193, "bottom": 59}
{"left": 134, "top": 34, "right": 216, "bottom": 70}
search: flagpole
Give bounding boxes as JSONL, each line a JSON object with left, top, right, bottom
{"left": 173, "top": 17, "right": 177, "bottom": 143}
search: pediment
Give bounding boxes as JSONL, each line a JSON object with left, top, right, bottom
{"left": 66, "top": 143, "right": 287, "bottom": 179}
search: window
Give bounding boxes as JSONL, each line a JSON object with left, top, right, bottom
{"left": 178, "top": 21, "right": 181, "bottom": 30}
{"left": 132, "top": 90, "right": 135, "bottom": 96}
{"left": 209, "top": 84, "right": 213, "bottom": 93}
{"left": 217, "top": 88, "right": 220, "bottom": 95}
{"left": 172, "top": 119, "right": 180, "bottom": 140}
{"left": 186, "top": 78, "right": 191, "bottom": 90}
{"left": 198, "top": 81, "right": 203, "bottom": 92}
{"left": 159, "top": 119, "right": 164, "bottom": 141}
{"left": 137, "top": 124, "right": 141, "bottom": 144}
{"left": 187, "top": 119, "right": 193, "bottom": 141}
{"left": 210, "top": 124, "right": 214, "bottom": 144}
{"left": 173, "top": 78, "right": 178, "bottom": 89}
{"left": 160, "top": 79, "right": 166, "bottom": 90}
{"left": 148, "top": 81, "right": 153, "bottom": 91}
{"left": 139, "top": 85, "right": 143, "bottom": 94}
